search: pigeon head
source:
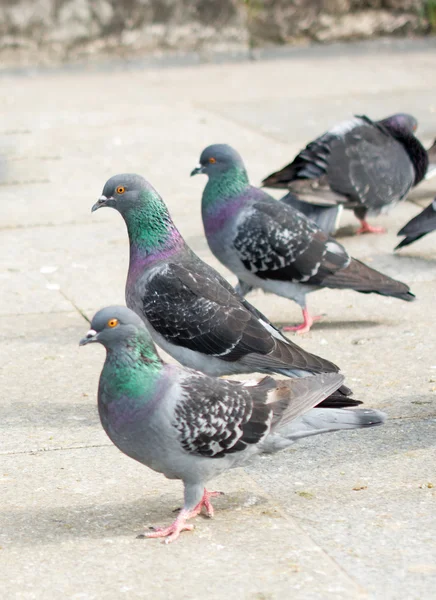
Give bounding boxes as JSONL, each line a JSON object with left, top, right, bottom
{"left": 92, "top": 174, "right": 183, "bottom": 254}
{"left": 92, "top": 174, "right": 158, "bottom": 216}
{"left": 378, "top": 113, "right": 418, "bottom": 135}
{"left": 80, "top": 305, "right": 154, "bottom": 350}
{"left": 191, "top": 144, "right": 245, "bottom": 178}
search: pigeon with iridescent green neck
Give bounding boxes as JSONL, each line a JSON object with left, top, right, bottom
{"left": 192, "top": 144, "right": 414, "bottom": 333}
{"left": 80, "top": 305, "right": 386, "bottom": 543}
{"left": 92, "top": 173, "right": 356, "bottom": 406}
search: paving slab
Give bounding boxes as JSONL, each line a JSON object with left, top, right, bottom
{"left": 1, "top": 450, "right": 366, "bottom": 600}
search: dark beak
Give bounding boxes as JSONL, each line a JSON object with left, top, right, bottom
{"left": 79, "top": 329, "right": 98, "bottom": 346}
{"left": 190, "top": 164, "right": 205, "bottom": 177}
{"left": 91, "top": 195, "right": 114, "bottom": 213}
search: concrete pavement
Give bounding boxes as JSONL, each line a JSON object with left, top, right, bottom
{"left": 1, "top": 39, "right": 436, "bottom": 599}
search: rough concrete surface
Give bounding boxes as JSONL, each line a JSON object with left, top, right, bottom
{"left": 1, "top": 38, "right": 436, "bottom": 599}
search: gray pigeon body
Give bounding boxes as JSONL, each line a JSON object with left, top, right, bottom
{"left": 92, "top": 174, "right": 357, "bottom": 408}
{"left": 262, "top": 114, "right": 428, "bottom": 234}
{"left": 193, "top": 144, "right": 415, "bottom": 333}
{"left": 80, "top": 305, "right": 386, "bottom": 542}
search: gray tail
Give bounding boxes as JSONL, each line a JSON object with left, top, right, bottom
{"left": 274, "top": 370, "right": 360, "bottom": 409}
{"left": 278, "top": 407, "right": 386, "bottom": 442}
{"left": 395, "top": 199, "right": 436, "bottom": 250}
{"left": 322, "top": 258, "right": 415, "bottom": 302}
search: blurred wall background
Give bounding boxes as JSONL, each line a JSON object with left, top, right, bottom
{"left": 0, "top": 0, "right": 433, "bottom": 68}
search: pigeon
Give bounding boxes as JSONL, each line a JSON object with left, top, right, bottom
{"left": 262, "top": 113, "right": 429, "bottom": 234}
{"left": 80, "top": 305, "right": 386, "bottom": 543}
{"left": 192, "top": 143, "right": 415, "bottom": 333}
{"left": 395, "top": 196, "right": 436, "bottom": 250}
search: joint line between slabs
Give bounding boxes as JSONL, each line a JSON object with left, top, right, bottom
{"left": 58, "top": 289, "right": 91, "bottom": 324}
{"left": 240, "top": 469, "right": 368, "bottom": 595}
{"left": 0, "top": 443, "right": 113, "bottom": 456}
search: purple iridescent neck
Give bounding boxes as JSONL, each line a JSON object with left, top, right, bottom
{"left": 121, "top": 189, "right": 186, "bottom": 275}
{"left": 202, "top": 195, "right": 246, "bottom": 237}
{"left": 128, "top": 228, "right": 185, "bottom": 275}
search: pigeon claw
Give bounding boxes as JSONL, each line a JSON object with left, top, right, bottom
{"left": 142, "top": 489, "right": 224, "bottom": 543}
{"left": 143, "top": 512, "right": 195, "bottom": 544}
{"left": 356, "top": 220, "right": 387, "bottom": 235}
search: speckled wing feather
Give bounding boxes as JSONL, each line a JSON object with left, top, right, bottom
{"left": 233, "top": 199, "right": 350, "bottom": 284}
{"left": 174, "top": 372, "right": 344, "bottom": 458}
{"left": 143, "top": 261, "right": 338, "bottom": 373}
{"left": 262, "top": 130, "right": 338, "bottom": 189}
{"left": 261, "top": 118, "right": 370, "bottom": 189}
{"left": 174, "top": 375, "right": 274, "bottom": 458}
{"left": 280, "top": 192, "right": 342, "bottom": 235}
{"left": 233, "top": 199, "right": 414, "bottom": 298}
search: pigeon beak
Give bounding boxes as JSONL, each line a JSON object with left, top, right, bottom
{"left": 91, "top": 195, "right": 115, "bottom": 212}
{"left": 79, "top": 329, "right": 99, "bottom": 346}
{"left": 190, "top": 164, "right": 205, "bottom": 177}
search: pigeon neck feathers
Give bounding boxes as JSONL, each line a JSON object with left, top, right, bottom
{"left": 123, "top": 189, "right": 185, "bottom": 267}
{"left": 202, "top": 166, "right": 249, "bottom": 233}
{"left": 101, "top": 331, "right": 163, "bottom": 402}
{"left": 203, "top": 166, "right": 249, "bottom": 208}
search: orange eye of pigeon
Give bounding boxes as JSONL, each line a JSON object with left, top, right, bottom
{"left": 116, "top": 186, "right": 125, "bottom": 194}
{"left": 107, "top": 318, "right": 118, "bottom": 328}
{"left": 208, "top": 157, "right": 216, "bottom": 164}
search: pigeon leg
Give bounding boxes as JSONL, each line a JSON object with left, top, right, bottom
{"left": 191, "top": 489, "right": 224, "bottom": 518}
{"left": 143, "top": 489, "right": 223, "bottom": 543}
{"left": 283, "top": 308, "right": 322, "bottom": 334}
{"left": 356, "top": 220, "right": 386, "bottom": 234}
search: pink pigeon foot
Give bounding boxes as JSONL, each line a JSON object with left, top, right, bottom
{"left": 356, "top": 220, "right": 386, "bottom": 235}
{"left": 143, "top": 489, "right": 224, "bottom": 543}
{"left": 190, "top": 490, "right": 224, "bottom": 518}
{"left": 143, "top": 510, "right": 194, "bottom": 543}
{"left": 282, "top": 309, "right": 322, "bottom": 334}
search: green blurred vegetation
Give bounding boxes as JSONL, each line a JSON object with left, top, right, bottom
{"left": 425, "top": 0, "right": 436, "bottom": 31}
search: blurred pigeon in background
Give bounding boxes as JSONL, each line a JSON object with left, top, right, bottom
{"left": 395, "top": 196, "right": 436, "bottom": 250}
{"left": 262, "top": 113, "right": 428, "bottom": 235}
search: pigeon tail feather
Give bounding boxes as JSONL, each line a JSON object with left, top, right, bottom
{"left": 395, "top": 198, "right": 436, "bottom": 250}
{"left": 277, "top": 407, "right": 387, "bottom": 441}
{"left": 321, "top": 258, "right": 415, "bottom": 301}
